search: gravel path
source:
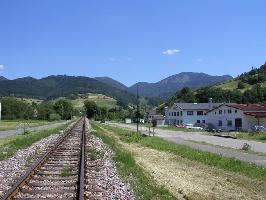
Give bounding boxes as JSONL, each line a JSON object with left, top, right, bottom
{"left": 0, "top": 121, "right": 69, "bottom": 138}
{"left": 106, "top": 122, "right": 266, "bottom": 166}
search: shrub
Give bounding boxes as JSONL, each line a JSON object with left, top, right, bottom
{"left": 49, "top": 113, "right": 61, "bottom": 121}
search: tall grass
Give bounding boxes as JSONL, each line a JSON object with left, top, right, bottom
{"left": 96, "top": 123, "right": 266, "bottom": 181}
{"left": 92, "top": 125, "right": 175, "bottom": 200}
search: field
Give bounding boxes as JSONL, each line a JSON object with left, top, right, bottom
{"left": 71, "top": 93, "right": 117, "bottom": 109}
{"left": 0, "top": 120, "right": 54, "bottom": 131}
{"left": 93, "top": 122, "right": 266, "bottom": 200}
{"left": 215, "top": 80, "right": 252, "bottom": 92}
{"left": 0, "top": 122, "right": 71, "bottom": 160}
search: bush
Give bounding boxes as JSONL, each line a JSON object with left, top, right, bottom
{"left": 49, "top": 113, "right": 61, "bottom": 121}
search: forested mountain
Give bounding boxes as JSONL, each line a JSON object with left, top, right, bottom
{"left": 168, "top": 62, "right": 266, "bottom": 105}
{"left": 95, "top": 72, "right": 233, "bottom": 99}
{"left": 128, "top": 72, "right": 232, "bottom": 98}
{"left": 94, "top": 77, "right": 128, "bottom": 90}
{"left": 0, "top": 75, "right": 137, "bottom": 106}
{"left": 0, "top": 76, "right": 8, "bottom": 81}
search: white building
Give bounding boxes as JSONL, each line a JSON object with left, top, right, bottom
{"left": 206, "top": 104, "right": 266, "bottom": 131}
{"left": 165, "top": 99, "right": 222, "bottom": 125}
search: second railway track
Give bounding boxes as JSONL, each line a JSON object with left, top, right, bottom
{"left": 1, "top": 117, "right": 87, "bottom": 200}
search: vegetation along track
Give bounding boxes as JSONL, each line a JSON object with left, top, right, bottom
{"left": 1, "top": 117, "right": 87, "bottom": 200}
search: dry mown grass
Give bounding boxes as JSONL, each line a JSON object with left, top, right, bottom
{"left": 98, "top": 125, "right": 266, "bottom": 200}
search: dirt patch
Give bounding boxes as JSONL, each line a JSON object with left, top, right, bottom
{"left": 98, "top": 125, "right": 266, "bottom": 200}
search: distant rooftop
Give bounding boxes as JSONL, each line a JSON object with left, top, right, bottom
{"left": 173, "top": 103, "right": 223, "bottom": 110}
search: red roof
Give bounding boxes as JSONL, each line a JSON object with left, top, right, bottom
{"left": 153, "top": 115, "right": 164, "bottom": 120}
{"left": 245, "top": 112, "right": 266, "bottom": 118}
{"left": 228, "top": 104, "right": 266, "bottom": 112}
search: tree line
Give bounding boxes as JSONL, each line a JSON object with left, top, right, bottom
{"left": 1, "top": 97, "right": 75, "bottom": 120}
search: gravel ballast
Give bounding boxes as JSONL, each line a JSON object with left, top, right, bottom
{"left": 0, "top": 133, "right": 62, "bottom": 197}
{"left": 86, "top": 132, "right": 135, "bottom": 199}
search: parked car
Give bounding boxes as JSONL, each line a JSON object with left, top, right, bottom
{"left": 253, "top": 125, "right": 266, "bottom": 131}
{"left": 176, "top": 124, "right": 185, "bottom": 128}
{"left": 205, "top": 123, "right": 222, "bottom": 132}
{"left": 185, "top": 124, "right": 203, "bottom": 130}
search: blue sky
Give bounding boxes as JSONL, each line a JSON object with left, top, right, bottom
{"left": 0, "top": 0, "right": 265, "bottom": 86}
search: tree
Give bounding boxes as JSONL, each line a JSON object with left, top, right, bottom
{"left": 237, "top": 81, "right": 245, "bottom": 89}
{"left": 84, "top": 100, "right": 99, "bottom": 119}
{"left": 1, "top": 97, "right": 33, "bottom": 120}
{"left": 37, "top": 101, "right": 55, "bottom": 120}
{"left": 54, "top": 98, "right": 74, "bottom": 120}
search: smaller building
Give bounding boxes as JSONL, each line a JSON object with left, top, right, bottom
{"left": 125, "top": 118, "right": 132, "bottom": 124}
{"left": 152, "top": 115, "right": 165, "bottom": 126}
{"left": 206, "top": 104, "right": 266, "bottom": 131}
{"left": 144, "top": 110, "right": 157, "bottom": 122}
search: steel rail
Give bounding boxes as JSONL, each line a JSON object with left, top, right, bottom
{"left": 1, "top": 117, "right": 84, "bottom": 200}
{"left": 77, "top": 117, "right": 86, "bottom": 200}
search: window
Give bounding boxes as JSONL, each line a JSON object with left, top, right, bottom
{"left": 177, "top": 120, "right": 179, "bottom": 124}
{"left": 180, "top": 111, "right": 183, "bottom": 116}
{"left": 215, "top": 112, "right": 216, "bottom": 115}
{"left": 176, "top": 112, "right": 179, "bottom": 116}
{"left": 171, "top": 112, "right": 174, "bottom": 116}
{"left": 187, "top": 111, "right": 194, "bottom": 115}
{"left": 174, "top": 112, "right": 176, "bottom": 116}
{"left": 169, "top": 112, "right": 171, "bottom": 116}
{"left": 228, "top": 109, "right": 232, "bottom": 114}
{"left": 224, "top": 110, "right": 226, "bottom": 114}
{"left": 227, "top": 120, "right": 232, "bottom": 126}
{"left": 235, "top": 110, "right": 238, "bottom": 113}
{"left": 202, "top": 120, "right": 205, "bottom": 123}
{"left": 180, "top": 120, "right": 183, "bottom": 124}
{"left": 197, "top": 120, "right": 200, "bottom": 123}
{"left": 197, "top": 111, "right": 204, "bottom": 116}
{"left": 219, "top": 110, "right": 222, "bottom": 114}
{"left": 218, "top": 120, "right": 222, "bottom": 126}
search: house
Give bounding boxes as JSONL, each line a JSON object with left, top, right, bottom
{"left": 152, "top": 115, "right": 165, "bottom": 126}
{"left": 165, "top": 98, "right": 222, "bottom": 125}
{"left": 144, "top": 110, "right": 157, "bottom": 122}
{"left": 206, "top": 104, "right": 266, "bottom": 131}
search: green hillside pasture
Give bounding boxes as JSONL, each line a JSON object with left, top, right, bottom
{"left": 72, "top": 93, "right": 117, "bottom": 109}
{"left": 215, "top": 80, "right": 252, "bottom": 92}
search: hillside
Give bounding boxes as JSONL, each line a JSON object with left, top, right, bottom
{"left": 128, "top": 72, "right": 233, "bottom": 98}
{"left": 71, "top": 93, "right": 117, "bottom": 109}
{"left": 168, "top": 62, "right": 266, "bottom": 104}
{"left": 94, "top": 77, "right": 128, "bottom": 90}
{"left": 214, "top": 62, "right": 266, "bottom": 91}
{"left": 0, "top": 75, "right": 137, "bottom": 106}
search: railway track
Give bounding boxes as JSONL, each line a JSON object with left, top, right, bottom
{"left": 1, "top": 117, "right": 87, "bottom": 200}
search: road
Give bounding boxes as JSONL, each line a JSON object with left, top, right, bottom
{"left": 0, "top": 121, "right": 69, "bottom": 138}
{"left": 106, "top": 122, "right": 266, "bottom": 166}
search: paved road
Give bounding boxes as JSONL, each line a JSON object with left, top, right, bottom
{"left": 0, "top": 121, "right": 69, "bottom": 138}
{"left": 106, "top": 122, "right": 266, "bottom": 166}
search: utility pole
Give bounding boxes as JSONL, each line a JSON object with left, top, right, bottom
{"left": 61, "top": 104, "right": 64, "bottom": 120}
{"left": 137, "top": 84, "right": 140, "bottom": 133}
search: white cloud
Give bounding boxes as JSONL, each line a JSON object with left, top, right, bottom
{"left": 0, "top": 64, "right": 4, "bottom": 70}
{"left": 196, "top": 58, "right": 203, "bottom": 62}
{"left": 162, "top": 49, "right": 180, "bottom": 55}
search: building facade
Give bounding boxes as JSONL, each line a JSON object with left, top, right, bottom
{"left": 165, "top": 99, "right": 222, "bottom": 125}
{"left": 206, "top": 104, "right": 266, "bottom": 131}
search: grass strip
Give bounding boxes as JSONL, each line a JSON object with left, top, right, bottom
{"left": 96, "top": 122, "right": 266, "bottom": 182}
{"left": 92, "top": 124, "right": 175, "bottom": 200}
{"left": 0, "top": 122, "right": 71, "bottom": 161}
